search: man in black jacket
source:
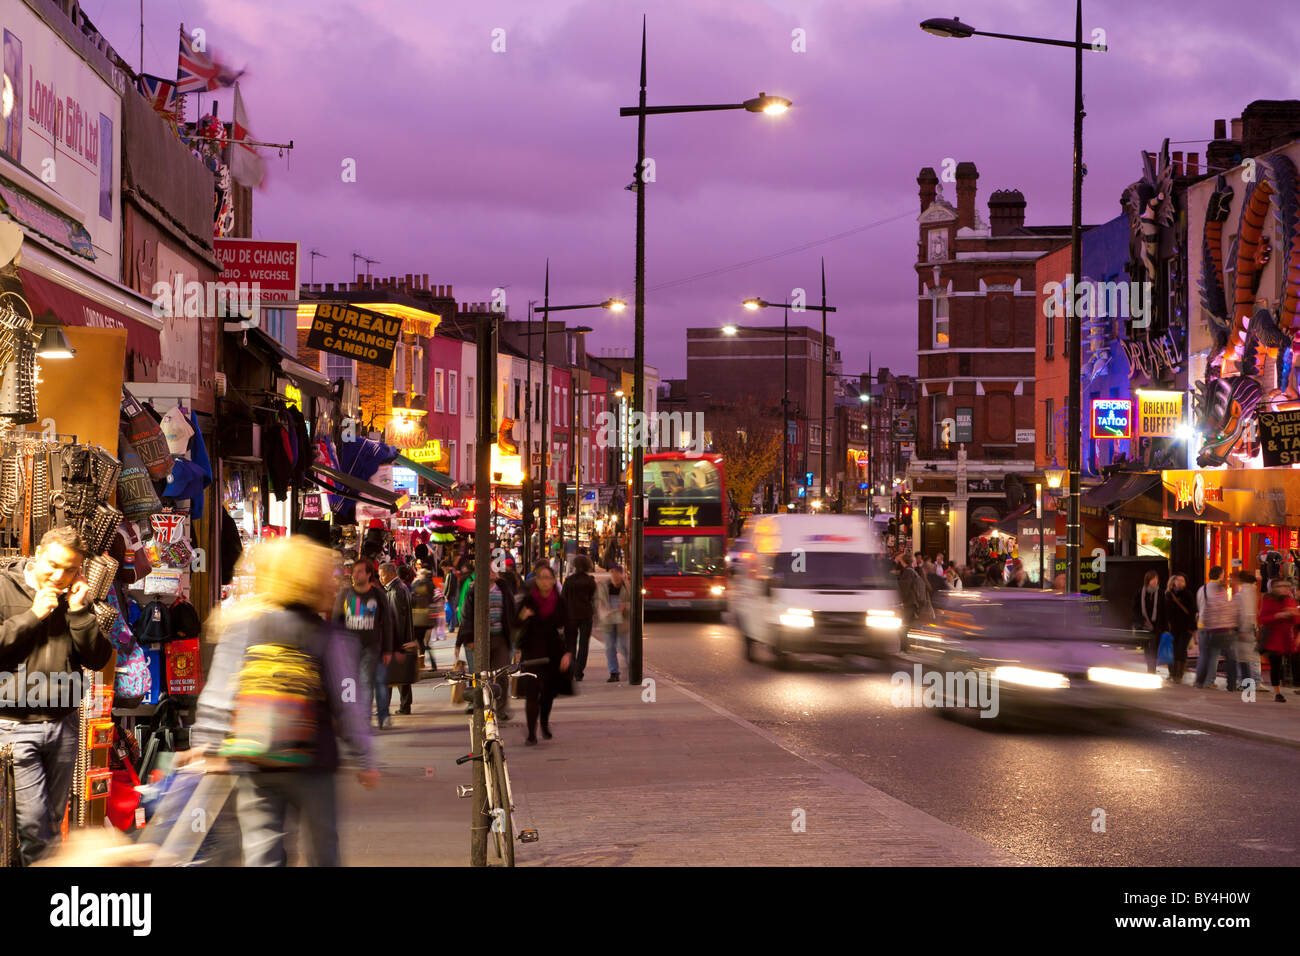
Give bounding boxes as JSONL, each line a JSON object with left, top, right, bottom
{"left": 378, "top": 562, "right": 416, "bottom": 716}
{"left": 562, "top": 555, "right": 598, "bottom": 681}
{"left": 0, "top": 527, "right": 111, "bottom": 864}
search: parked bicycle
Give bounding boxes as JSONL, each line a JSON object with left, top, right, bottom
{"left": 431, "top": 657, "right": 548, "bottom": 866}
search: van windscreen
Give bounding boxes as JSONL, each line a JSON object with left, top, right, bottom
{"left": 770, "top": 552, "right": 895, "bottom": 590}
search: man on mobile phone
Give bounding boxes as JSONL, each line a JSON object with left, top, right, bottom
{"left": 0, "top": 527, "right": 111, "bottom": 865}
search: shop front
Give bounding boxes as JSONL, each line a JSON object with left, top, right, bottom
{"left": 1162, "top": 469, "right": 1300, "bottom": 582}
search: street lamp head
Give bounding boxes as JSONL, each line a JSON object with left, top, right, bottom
{"left": 920, "top": 17, "right": 976, "bottom": 38}
{"left": 1045, "top": 456, "right": 1066, "bottom": 491}
{"left": 573, "top": 325, "right": 594, "bottom": 334}
{"left": 603, "top": 298, "right": 627, "bottom": 313}
{"left": 614, "top": 389, "right": 625, "bottom": 398}
{"left": 742, "top": 298, "right": 763, "bottom": 311}
{"left": 743, "top": 92, "right": 792, "bottom": 115}
{"left": 859, "top": 394, "right": 869, "bottom": 403}
{"left": 721, "top": 324, "right": 739, "bottom": 336}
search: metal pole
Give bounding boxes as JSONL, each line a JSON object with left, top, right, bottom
{"left": 629, "top": 18, "right": 648, "bottom": 685}
{"left": 1037, "top": 483, "right": 1045, "bottom": 588}
{"left": 782, "top": 305, "right": 789, "bottom": 508}
{"left": 820, "top": 259, "right": 827, "bottom": 504}
{"left": 1066, "top": 0, "right": 1084, "bottom": 593}
{"left": 470, "top": 309, "right": 496, "bottom": 867}
{"left": 540, "top": 264, "right": 550, "bottom": 570}
{"left": 525, "top": 299, "right": 534, "bottom": 568}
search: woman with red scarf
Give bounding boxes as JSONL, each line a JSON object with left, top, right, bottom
{"left": 1257, "top": 578, "right": 1300, "bottom": 702}
{"left": 514, "top": 562, "right": 572, "bottom": 745}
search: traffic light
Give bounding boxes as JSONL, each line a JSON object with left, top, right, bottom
{"left": 557, "top": 482, "right": 569, "bottom": 519}
{"left": 888, "top": 518, "right": 898, "bottom": 536}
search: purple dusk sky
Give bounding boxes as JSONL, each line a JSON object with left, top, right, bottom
{"left": 93, "top": 0, "right": 1299, "bottom": 381}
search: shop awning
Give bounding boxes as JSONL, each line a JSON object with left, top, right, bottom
{"left": 394, "top": 454, "right": 454, "bottom": 489}
{"left": 309, "top": 463, "right": 409, "bottom": 513}
{"left": 1082, "top": 472, "right": 1162, "bottom": 515}
{"left": 995, "top": 503, "right": 1034, "bottom": 536}
{"left": 16, "top": 258, "right": 163, "bottom": 363}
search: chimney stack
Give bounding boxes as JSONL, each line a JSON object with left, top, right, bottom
{"left": 1187, "top": 152, "right": 1200, "bottom": 176}
{"left": 1214, "top": 118, "right": 1226, "bottom": 139}
{"left": 1172, "top": 151, "right": 1183, "bottom": 176}
{"left": 955, "top": 162, "right": 978, "bottom": 230}
{"left": 917, "top": 167, "right": 938, "bottom": 213}
{"left": 987, "top": 188, "right": 1026, "bottom": 237}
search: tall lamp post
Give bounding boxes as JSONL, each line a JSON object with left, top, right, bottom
{"left": 740, "top": 295, "right": 837, "bottom": 507}
{"left": 524, "top": 298, "right": 536, "bottom": 567}
{"left": 532, "top": 282, "right": 625, "bottom": 569}
{"left": 620, "top": 18, "right": 790, "bottom": 684}
{"left": 920, "top": 7, "right": 1106, "bottom": 593}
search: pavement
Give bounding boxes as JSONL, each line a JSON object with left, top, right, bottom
{"left": 1130, "top": 668, "right": 1300, "bottom": 750}
{"left": 335, "top": 636, "right": 1016, "bottom": 866}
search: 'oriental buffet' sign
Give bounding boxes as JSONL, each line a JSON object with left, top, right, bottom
{"left": 306, "top": 304, "right": 401, "bottom": 368}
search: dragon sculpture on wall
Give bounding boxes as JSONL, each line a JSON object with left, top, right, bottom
{"left": 1194, "top": 152, "right": 1300, "bottom": 464}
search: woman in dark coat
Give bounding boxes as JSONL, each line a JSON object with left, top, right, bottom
{"left": 1164, "top": 573, "right": 1196, "bottom": 682}
{"left": 1131, "top": 570, "right": 1168, "bottom": 674}
{"left": 514, "top": 561, "right": 572, "bottom": 745}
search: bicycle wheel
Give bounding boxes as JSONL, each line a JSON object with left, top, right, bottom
{"left": 484, "top": 740, "right": 515, "bottom": 866}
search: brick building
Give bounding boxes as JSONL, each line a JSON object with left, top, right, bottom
{"left": 907, "top": 162, "right": 1073, "bottom": 561}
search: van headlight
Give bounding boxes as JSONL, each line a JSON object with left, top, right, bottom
{"left": 992, "top": 666, "right": 1069, "bottom": 689}
{"left": 866, "top": 609, "right": 900, "bottom": 630}
{"left": 779, "top": 608, "right": 815, "bottom": 629}
{"left": 1087, "top": 667, "right": 1162, "bottom": 690}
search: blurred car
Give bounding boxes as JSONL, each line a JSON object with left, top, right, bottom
{"left": 901, "top": 589, "right": 1162, "bottom": 725}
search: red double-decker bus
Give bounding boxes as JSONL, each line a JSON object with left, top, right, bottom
{"left": 637, "top": 451, "right": 728, "bottom": 615}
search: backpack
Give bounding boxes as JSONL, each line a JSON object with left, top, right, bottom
{"left": 219, "top": 623, "right": 325, "bottom": 768}
{"left": 134, "top": 600, "right": 174, "bottom": 644}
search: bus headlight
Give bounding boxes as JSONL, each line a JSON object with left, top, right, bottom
{"left": 710, "top": 585, "right": 725, "bottom": 596}
{"left": 779, "top": 608, "right": 815, "bottom": 629}
{"left": 866, "top": 609, "right": 901, "bottom": 630}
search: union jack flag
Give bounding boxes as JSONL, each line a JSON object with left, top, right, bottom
{"left": 176, "top": 24, "right": 243, "bottom": 94}
{"left": 137, "top": 74, "right": 177, "bottom": 118}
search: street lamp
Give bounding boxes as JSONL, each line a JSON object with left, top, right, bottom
{"left": 619, "top": 18, "right": 789, "bottom": 684}
{"left": 742, "top": 293, "right": 837, "bottom": 508}
{"left": 921, "top": 3, "right": 1106, "bottom": 593}
{"left": 533, "top": 276, "right": 627, "bottom": 570}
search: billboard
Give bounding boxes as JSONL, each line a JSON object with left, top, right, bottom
{"left": 0, "top": 5, "right": 121, "bottom": 278}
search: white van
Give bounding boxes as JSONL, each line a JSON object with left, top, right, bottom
{"left": 732, "top": 513, "right": 901, "bottom": 667}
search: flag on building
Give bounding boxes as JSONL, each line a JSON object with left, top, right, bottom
{"left": 230, "top": 84, "right": 266, "bottom": 189}
{"left": 137, "top": 74, "right": 178, "bottom": 120}
{"left": 176, "top": 24, "right": 244, "bottom": 94}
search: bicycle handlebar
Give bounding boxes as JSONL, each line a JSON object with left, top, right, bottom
{"left": 428, "top": 657, "right": 551, "bottom": 681}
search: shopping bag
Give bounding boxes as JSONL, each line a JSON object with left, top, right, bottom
{"left": 1157, "top": 632, "right": 1174, "bottom": 667}
{"left": 449, "top": 659, "right": 466, "bottom": 705}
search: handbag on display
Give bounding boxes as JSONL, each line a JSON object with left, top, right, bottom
{"left": 121, "top": 389, "right": 174, "bottom": 482}
{"left": 116, "top": 434, "right": 162, "bottom": 522}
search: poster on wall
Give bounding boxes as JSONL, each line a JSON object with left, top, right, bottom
{"left": 0, "top": 6, "right": 122, "bottom": 277}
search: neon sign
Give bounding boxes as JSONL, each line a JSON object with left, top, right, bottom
{"left": 1090, "top": 399, "right": 1132, "bottom": 439}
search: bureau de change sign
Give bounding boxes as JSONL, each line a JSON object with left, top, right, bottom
{"left": 306, "top": 304, "right": 401, "bottom": 368}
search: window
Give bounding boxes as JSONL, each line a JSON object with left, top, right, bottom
{"left": 324, "top": 353, "right": 355, "bottom": 385}
{"left": 466, "top": 442, "right": 473, "bottom": 482}
{"left": 1044, "top": 293, "right": 1056, "bottom": 358}
{"left": 933, "top": 293, "right": 949, "bottom": 348}
{"left": 514, "top": 378, "right": 521, "bottom": 419}
{"left": 449, "top": 371, "right": 458, "bottom": 415}
{"left": 467, "top": 376, "right": 475, "bottom": 418}
{"left": 932, "top": 394, "right": 950, "bottom": 448}
{"left": 395, "top": 346, "right": 407, "bottom": 392}
{"left": 412, "top": 347, "right": 425, "bottom": 396}
{"left": 434, "top": 369, "right": 445, "bottom": 412}
{"left": 449, "top": 440, "right": 457, "bottom": 480}
{"left": 928, "top": 229, "right": 948, "bottom": 263}
{"left": 1044, "top": 398, "right": 1055, "bottom": 457}
{"left": 988, "top": 293, "right": 1012, "bottom": 346}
